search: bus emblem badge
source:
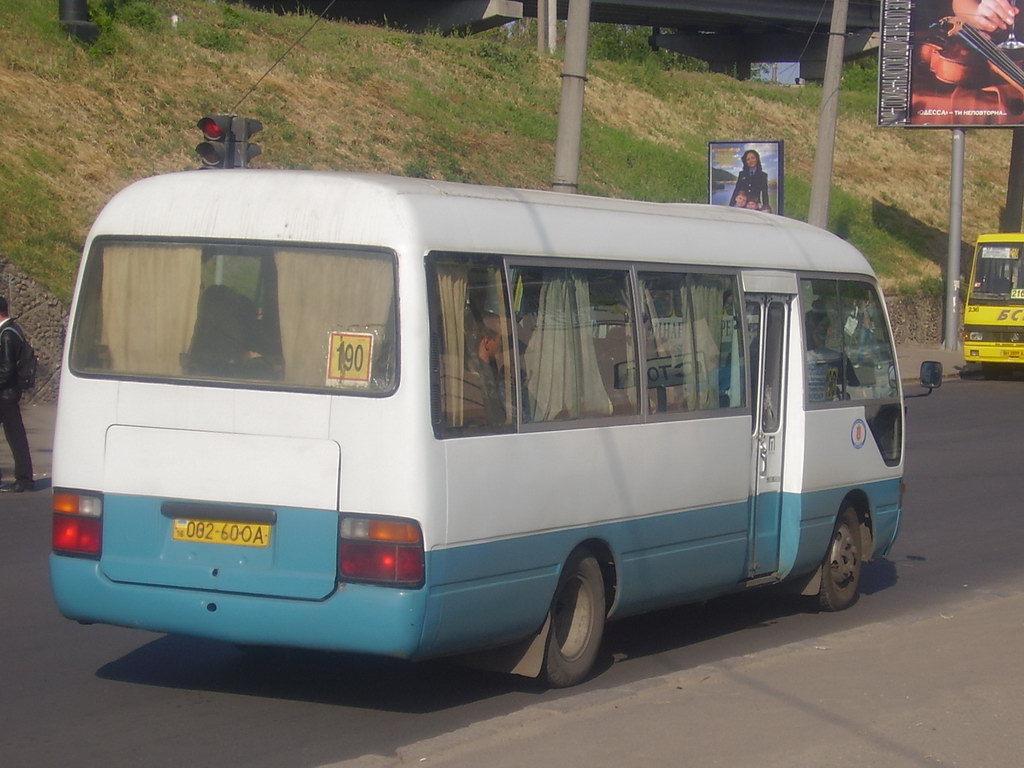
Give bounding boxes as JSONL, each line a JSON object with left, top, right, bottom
{"left": 851, "top": 419, "right": 867, "bottom": 450}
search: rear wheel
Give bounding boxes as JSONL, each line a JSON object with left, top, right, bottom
{"left": 817, "top": 508, "right": 862, "bottom": 612}
{"left": 542, "top": 550, "right": 605, "bottom": 688}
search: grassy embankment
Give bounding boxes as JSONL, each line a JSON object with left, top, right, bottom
{"left": 1, "top": 0, "right": 1015, "bottom": 304}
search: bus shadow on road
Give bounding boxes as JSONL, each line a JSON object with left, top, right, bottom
{"left": 95, "top": 633, "right": 530, "bottom": 712}
{"left": 594, "top": 556, "right": 900, "bottom": 677}
{"left": 95, "top": 559, "right": 901, "bottom": 712}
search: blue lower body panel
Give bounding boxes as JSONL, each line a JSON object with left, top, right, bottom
{"left": 50, "top": 480, "right": 901, "bottom": 662}
{"left": 779, "top": 478, "right": 903, "bottom": 578}
{"left": 50, "top": 555, "right": 429, "bottom": 658}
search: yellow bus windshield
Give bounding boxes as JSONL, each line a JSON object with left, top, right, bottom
{"left": 969, "top": 243, "right": 1024, "bottom": 303}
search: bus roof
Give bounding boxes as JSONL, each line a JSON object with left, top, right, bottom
{"left": 87, "top": 170, "right": 875, "bottom": 277}
{"left": 976, "top": 232, "right": 1024, "bottom": 245}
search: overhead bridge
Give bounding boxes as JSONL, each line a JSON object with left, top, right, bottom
{"left": 250, "top": 1, "right": 881, "bottom": 80}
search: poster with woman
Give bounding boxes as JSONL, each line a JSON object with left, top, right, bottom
{"left": 708, "top": 140, "right": 784, "bottom": 215}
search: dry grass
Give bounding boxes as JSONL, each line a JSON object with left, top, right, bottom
{"left": 0, "top": 0, "right": 1017, "bottom": 301}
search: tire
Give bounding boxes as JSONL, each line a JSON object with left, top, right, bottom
{"left": 980, "top": 362, "right": 1000, "bottom": 380}
{"left": 817, "top": 508, "right": 862, "bottom": 612}
{"left": 541, "top": 550, "right": 606, "bottom": 688}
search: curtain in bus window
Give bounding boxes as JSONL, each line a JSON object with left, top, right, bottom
{"left": 436, "top": 261, "right": 469, "bottom": 427}
{"left": 690, "top": 275, "right": 735, "bottom": 410}
{"left": 638, "top": 272, "right": 696, "bottom": 415}
{"left": 641, "top": 274, "right": 738, "bottom": 413}
{"left": 100, "top": 244, "right": 201, "bottom": 375}
{"left": 276, "top": 249, "right": 394, "bottom": 389}
{"left": 522, "top": 269, "right": 613, "bottom": 422}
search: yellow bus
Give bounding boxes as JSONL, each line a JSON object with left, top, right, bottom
{"left": 964, "top": 232, "right": 1024, "bottom": 378}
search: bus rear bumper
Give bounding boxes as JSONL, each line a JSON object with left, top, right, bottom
{"left": 963, "top": 343, "right": 1024, "bottom": 365}
{"left": 49, "top": 554, "right": 429, "bottom": 658}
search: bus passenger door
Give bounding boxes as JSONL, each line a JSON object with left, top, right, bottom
{"left": 746, "top": 294, "right": 789, "bottom": 578}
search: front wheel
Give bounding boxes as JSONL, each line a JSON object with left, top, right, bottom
{"left": 541, "top": 550, "right": 606, "bottom": 688}
{"left": 817, "top": 508, "right": 862, "bottom": 612}
{"left": 980, "top": 362, "right": 1002, "bottom": 380}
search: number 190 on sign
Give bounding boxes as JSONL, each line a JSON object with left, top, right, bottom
{"left": 327, "top": 331, "right": 374, "bottom": 386}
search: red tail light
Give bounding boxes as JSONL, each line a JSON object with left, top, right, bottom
{"left": 52, "top": 491, "right": 103, "bottom": 558}
{"left": 339, "top": 516, "right": 424, "bottom": 586}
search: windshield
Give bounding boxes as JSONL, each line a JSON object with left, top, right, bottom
{"left": 970, "top": 243, "right": 1024, "bottom": 303}
{"left": 70, "top": 239, "right": 398, "bottom": 394}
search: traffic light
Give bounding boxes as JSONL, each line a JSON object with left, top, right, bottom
{"left": 195, "top": 115, "right": 263, "bottom": 169}
{"left": 233, "top": 116, "right": 262, "bottom": 168}
{"left": 196, "top": 114, "right": 233, "bottom": 168}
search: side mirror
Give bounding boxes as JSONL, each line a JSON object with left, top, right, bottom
{"left": 920, "top": 360, "right": 943, "bottom": 391}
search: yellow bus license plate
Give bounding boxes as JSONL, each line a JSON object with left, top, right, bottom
{"left": 172, "top": 518, "right": 272, "bottom": 547}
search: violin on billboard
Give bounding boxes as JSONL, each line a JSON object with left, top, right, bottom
{"left": 880, "top": 0, "right": 1024, "bottom": 127}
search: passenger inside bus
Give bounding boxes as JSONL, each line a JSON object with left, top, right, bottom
{"left": 462, "top": 274, "right": 510, "bottom": 427}
{"left": 185, "top": 284, "right": 269, "bottom": 378}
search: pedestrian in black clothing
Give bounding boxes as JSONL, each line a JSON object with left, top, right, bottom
{"left": 0, "top": 296, "right": 34, "bottom": 492}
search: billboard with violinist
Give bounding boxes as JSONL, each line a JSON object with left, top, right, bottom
{"left": 880, "top": 0, "right": 1024, "bottom": 127}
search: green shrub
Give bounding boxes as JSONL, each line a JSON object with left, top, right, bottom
{"left": 192, "top": 25, "right": 244, "bottom": 52}
{"left": 589, "top": 23, "right": 706, "bottom": 72}
{"left": 842, "top": 56, "right": 878, "bottom": 93}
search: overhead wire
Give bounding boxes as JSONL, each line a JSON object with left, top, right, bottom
{"left": 795, "top": 0, "right": 832, "bottom": 67}
{"left": 231, "top": 0, "right": 340, "bottom": 114}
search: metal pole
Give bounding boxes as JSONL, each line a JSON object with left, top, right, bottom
{"left": 945, "top": 128, "right": 965, "bottom": 351}
{"left": 807, "top": 0, "right": 849, "bottom": 229}
{"left": 537, "top": 0, "right": 556, "bottom": 56}
{"left": 1002, "top": 127, "right": 1024, "bottom": 232}
{"left": 552, "top": 0, "right": 591, "bottom": 194}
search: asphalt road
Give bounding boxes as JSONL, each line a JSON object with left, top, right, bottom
{"left": 1, "top": 375, "right": 1020, "bottom": 768}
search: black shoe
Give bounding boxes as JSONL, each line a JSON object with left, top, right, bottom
{"left": 1, "top": 480, "right": 34, "bottom": 493}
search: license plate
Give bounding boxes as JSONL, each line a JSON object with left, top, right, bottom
{"left": 172, "top": 518, "right": 272, "bottom": 547}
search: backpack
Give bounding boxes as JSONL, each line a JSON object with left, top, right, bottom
{"left": 3, "top": 324, "right": 37, "bottom": 391}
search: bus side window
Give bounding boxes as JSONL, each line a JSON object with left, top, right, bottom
{"left": 802, "top": 279, "right": 851, "bottom": 402}
{"left": 514, "top": 266, "right": 628, "bottom": 423}
{"left": 640, "top": 272, "right": 742, "bottom": 414}
{"left": 640, "top": 272, "right": 695, "bottom": 415}
{"left": 838, "top": 280, "right": 897, "bottom": 401}
{"left": 801, "top": 278, "right": 898, "bottom": 405}
{"left": 431, "top": 257, "right": 515, "bottom": 435}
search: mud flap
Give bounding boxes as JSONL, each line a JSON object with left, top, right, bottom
{"left": 458, "top": 615, "right": 551, "bottom": 679}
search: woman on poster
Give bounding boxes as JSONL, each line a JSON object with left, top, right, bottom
{"left": 729, "top": 149, "right": 771, "bottom": 212}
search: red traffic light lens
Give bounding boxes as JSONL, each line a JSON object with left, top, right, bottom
{"left": 198, "top": 117, "right": 225, "bottom": 141}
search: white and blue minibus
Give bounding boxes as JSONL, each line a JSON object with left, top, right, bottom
{"left": 51, "top": 170, "right": 911, "bottom": 686}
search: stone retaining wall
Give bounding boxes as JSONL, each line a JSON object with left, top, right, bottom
{"left": 1, "top": 257, "right": 68, "bottom": 404}
{"left": 885, "top": 290, "right": 945, "bottom": 346}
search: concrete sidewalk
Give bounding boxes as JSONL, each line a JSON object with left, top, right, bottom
{"left": 0, "top": 345, "right": 966, "bottom": 488}
{"left": 326, "top": 589, "right": 1024, "bottom": 768}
